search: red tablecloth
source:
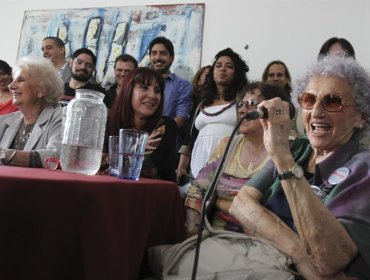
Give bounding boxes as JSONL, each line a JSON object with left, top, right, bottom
{"left": 0, "top": 166, "right": 185, "bottom": 280}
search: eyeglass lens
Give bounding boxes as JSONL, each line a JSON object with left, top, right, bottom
{"left": 298, "top": 93, "right": 344, "bottom": 112}
{"left": 238, "top": 99, "right": 259, "bottom": 110}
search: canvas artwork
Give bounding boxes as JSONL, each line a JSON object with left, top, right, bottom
{"left": 17, "top": 4, "right": 205, "bottom": 87}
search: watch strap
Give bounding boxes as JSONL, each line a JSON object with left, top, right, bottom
{"left": 278, "top": 170, "right": 294, "bottom": 180}
{"left": 278, "top": 164, "right": 303, "bottom": 180}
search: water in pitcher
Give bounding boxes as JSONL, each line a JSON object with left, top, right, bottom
{"left": 60, "top": 144, "right": 102, "bottom": 175}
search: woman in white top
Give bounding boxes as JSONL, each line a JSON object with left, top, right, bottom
{"left": 177, "top": 48, "right": 249, "bottom": 180}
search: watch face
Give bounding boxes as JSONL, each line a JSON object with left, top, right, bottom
{"left": 293, "top": 165, "right": 304, "bottom": 179}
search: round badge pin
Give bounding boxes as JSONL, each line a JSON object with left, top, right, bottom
{"left": 328, "top": 167, "right": 350, "bottom": 185}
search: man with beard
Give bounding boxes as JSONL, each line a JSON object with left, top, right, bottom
{"left": 62, "top": 48, "right": 107, "bottom": 106}
{"left": 148, "top": 37, "right": 192, "bottom": 129}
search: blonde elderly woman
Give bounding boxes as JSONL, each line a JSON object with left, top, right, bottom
{"left": 230, "top": 54, "right": 370, "bottom": 279}
{"left": 0, "top": 57, "right": 63, "bottom": 167}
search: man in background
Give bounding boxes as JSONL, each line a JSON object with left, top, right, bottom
{"left": 105, "top": 54, "right": 138, "bottom": 109}
{"left": 148, "top": 36, "right": 192, "bottom": 130}
{"left": 42, "top": 36, "right": 71, "bottom": 83}
{"left": 62, "top": 48, "right": 107, "bottom": 107}
{"left": 262, "top": 60, "right": 292, "bottom": 94}
{"left": 262, "top": 60, "right": 304, "bottom": 137}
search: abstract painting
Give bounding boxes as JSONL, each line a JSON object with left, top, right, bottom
{"left": 17, "top": 4, "right": 205, "bottom": 87}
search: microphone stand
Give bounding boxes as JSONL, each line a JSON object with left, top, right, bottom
{"left": 190, "top": 118, "right": 244, "bottom": 280}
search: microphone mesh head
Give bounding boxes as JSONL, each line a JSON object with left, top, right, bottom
{"left": 247, "top": 110, "right": 261, "bottom": 120}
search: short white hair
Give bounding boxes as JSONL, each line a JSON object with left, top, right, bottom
{"left": 13, "top": 56, "right": 63, "bottom": 106}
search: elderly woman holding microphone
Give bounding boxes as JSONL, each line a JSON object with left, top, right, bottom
{"left": 0, "top": 57, "right": 63, "bottom": 167}
{"left": 230, "top": 54, "right": 370, "bottom": 279}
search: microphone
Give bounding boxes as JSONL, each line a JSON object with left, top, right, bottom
{"left": 242, "top": 107, "right": 268, "bottom": 120}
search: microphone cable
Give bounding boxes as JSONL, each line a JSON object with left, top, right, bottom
{"left": 190, "top": 109, "right": 265, "bottom": 279}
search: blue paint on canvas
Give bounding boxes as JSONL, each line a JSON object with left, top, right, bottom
{"left": 17, "top": 4, "right": 205, "bottom": 87}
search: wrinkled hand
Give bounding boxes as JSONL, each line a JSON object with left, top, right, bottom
{"left": 185, "top": 208, "right": 200, "bottom": 238}
{"left": 258, "top": 98, "right": 292, "bottom": 161}
{"left": 145, "top": 129, "right": 163, "bottom": 154}
{"left": 229, "top": 187, "right": 258, "bottom": 235}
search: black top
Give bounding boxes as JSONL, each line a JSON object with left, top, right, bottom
{"left": 62, "top": 82, "right": 109, "bottom": 107}
{"left": 141, "top": 116, "right": 178, "bottom": 183}
{"left": 104, "top": 84, "right": 118, "bottom": 109}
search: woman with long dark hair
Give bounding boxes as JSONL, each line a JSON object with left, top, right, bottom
{"left": 177, "top": 48, "right": 249, "bottom": 181}
{"left": 107, "top": 67, "right": 178, "bottom": 182}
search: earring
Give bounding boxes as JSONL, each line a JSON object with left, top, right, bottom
{"left": 35, "top": 97, "right": 42, "bottom": 105}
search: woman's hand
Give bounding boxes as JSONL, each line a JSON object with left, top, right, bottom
{"left": 176, "top": 153, "right": 190, "bottom": 184}
{"left": 185, "top": 208, "right": 200, "bottom": 238}
{"left": 145, "top": 129, "right": 163, "bottom": 154}
{"left": 176, "top": 168, "right": 188, "bottom": 184}
{"left": 258, "top": 98, "right": 292, "bottom": 164}
{"left": 97, "top": 152, "right": 109, "bottom": 175}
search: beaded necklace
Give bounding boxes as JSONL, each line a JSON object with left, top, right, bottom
{"left": 11, "top": 121, "right": 35, "bottom": 150}
{"left": 200, "top": 101, "right": 236, "bottom": 117}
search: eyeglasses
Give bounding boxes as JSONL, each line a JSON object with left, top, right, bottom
{"left": 45, "top": 157, "right": 61, "bottom": 171}
{"left": 298, "top": 92, "right": 357, "bottom": 112}
{"left": 237, "top": 99, "right": 260, "bottom": 110}
{"left": 0, "top": 77, "right": 10, "bottom": 84}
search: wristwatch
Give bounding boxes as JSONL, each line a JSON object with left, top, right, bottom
{"left": 278, "top": 164, "right": 304, "bottom": 180}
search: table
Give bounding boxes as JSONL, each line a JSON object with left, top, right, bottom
{"left": 0, "top": 166, "right": 185, "bottom": 280}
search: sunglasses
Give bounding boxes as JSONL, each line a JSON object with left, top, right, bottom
{"left": 298, "top": 92, "right": 356, "bottom": 112}
{"left": 237, "top": 99, "right": 260, "bottom": 110}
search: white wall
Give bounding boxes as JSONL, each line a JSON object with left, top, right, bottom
{"left": 1, "top": 0, "right": 369, "bottom": 81}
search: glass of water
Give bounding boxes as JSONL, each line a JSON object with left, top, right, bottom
{"left": 108, "top": 136, "right": 119, "bottom": 177}
{"left": 118, "top": 129, "right": 149, "bottom": 180}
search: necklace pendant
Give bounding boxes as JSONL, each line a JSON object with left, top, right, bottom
{"left": 247, "top": 162, "right": 254, "bottom": 175}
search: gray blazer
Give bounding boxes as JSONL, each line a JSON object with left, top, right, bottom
{"left": 0, "top": 107, "right": 63, "bottom": 167}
